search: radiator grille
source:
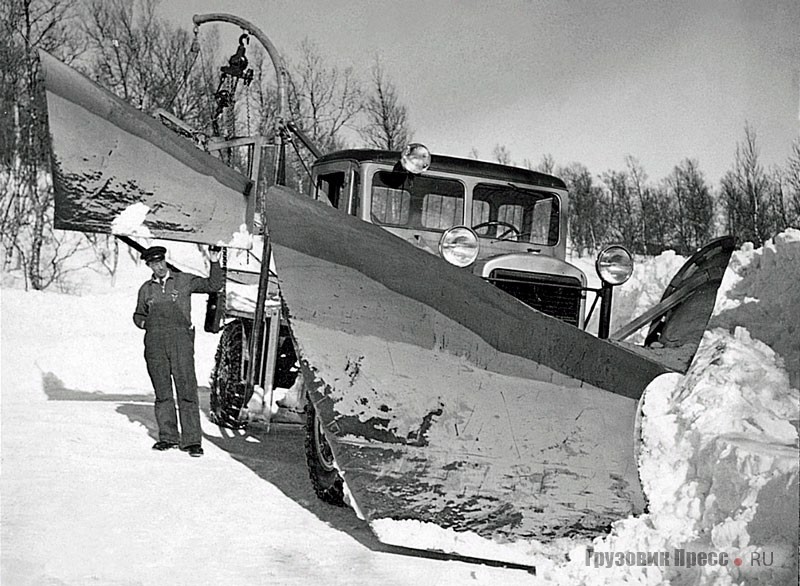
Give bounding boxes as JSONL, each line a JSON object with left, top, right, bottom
{"left": 487, "top": 269, "right": 583, "bottom": 326}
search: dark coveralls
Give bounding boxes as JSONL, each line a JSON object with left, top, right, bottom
{"left": 133, "top": 262, "right": 223, "bottom": 448}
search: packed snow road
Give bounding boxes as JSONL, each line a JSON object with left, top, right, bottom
{"left": 0, "top": 287, "right": 540, "bottom": 586}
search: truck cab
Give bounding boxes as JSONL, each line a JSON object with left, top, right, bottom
{"left": 311, "top": 144, "right": 591, "bottom": 328}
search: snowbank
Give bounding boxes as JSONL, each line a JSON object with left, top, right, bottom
{"left": 545, "top": 329, "right": 798, "bottom": 585}
{"left": 538, "top": 231, "right": 800, "bottom": 585}
{"left": 711, "top": 229, "right": 800, "bottom": 388}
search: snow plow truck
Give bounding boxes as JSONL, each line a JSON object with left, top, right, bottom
{"left": 36, "top": 13, "right": 734, "bottom": 564}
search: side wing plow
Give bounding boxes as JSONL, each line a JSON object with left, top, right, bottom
{"left": 612, "top": 236, "right": 736, "bottom": 373}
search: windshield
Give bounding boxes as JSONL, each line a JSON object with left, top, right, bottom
{"left": 472, "top": 183, "right": 560, "bottom": 246}
{"left": 371, "top": 171, "right": 465, "bottom": 231}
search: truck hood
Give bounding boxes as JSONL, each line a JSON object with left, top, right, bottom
{"left": 474, "top": 253, "right": 587, "bottom": 285}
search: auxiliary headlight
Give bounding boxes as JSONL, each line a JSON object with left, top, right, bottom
{"left": 439, "top": 226, "right": 479, "bottom": 268}
{"left": 400, "top": 143, "right": 431, "bottom": 174}
{"left": 596, "top": 245, "right": 634, "bottom": 286}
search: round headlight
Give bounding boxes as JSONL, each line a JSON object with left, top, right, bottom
{"left": 400, "top": 143, "right": 431, "bottom": 174}
{"left": 439, "top": 226, "right": 479, "bottom": 268}
{"left": 596, "top": 245, "right": 634, "bottom": 286}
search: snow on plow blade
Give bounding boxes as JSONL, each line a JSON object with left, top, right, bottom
{"left": 265, "top": 186, "right": 675, "bottom": 561}
{"left": 38, "top": 50, "right": 254, "bottom": 248}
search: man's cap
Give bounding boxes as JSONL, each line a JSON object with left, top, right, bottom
{"left": 141, "top": 246, "right": 167, "bottom": 264}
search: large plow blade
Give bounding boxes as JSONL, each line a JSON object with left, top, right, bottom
{"left": 38, "top": 50, "right": 254, "bottom": 248}
{"left": 264, "top": 186, "right": 676, "bottom": 561}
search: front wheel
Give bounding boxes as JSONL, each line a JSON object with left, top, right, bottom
{"left": 209, "top": 319, "right": 252, "bottom": 429}
{"left": 304, "top": 401, "right": 345, "bottom": 506}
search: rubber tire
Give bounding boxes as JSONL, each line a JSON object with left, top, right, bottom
{"left": 304, "top": 401, "right": 345, "bottom": 506}
{"left": 209, "top": 319, "right": 252, "bottom": 430}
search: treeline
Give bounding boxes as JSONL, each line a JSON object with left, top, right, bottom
{"left": 3, "top": 0, "right": 799, "bottom": 291}
{"left": 482, "top": 131, "right": 800, "bottom": 257}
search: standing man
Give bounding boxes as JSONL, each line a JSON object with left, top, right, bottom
{"left": 133, "top": 245, "right": 224, "bottom": 457}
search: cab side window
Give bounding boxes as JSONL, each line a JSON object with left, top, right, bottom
{"left": 316, "top": 172, "right": 345, "bottom": 208}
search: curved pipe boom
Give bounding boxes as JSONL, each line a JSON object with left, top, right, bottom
{"left": 192, "top": 13, "right": 288, "bottom": 124}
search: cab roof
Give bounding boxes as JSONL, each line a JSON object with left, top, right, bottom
{"left": 313, "top": 149, "right": 567, "bottom": 190}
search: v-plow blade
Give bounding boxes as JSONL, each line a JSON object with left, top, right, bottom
{"left": 263, "top": 186, "right": 704, "bottom": 561}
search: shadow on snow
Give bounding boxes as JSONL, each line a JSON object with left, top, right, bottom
{"left": 41, "top": 373, "right": 388, "bottom": 554}
{"left": 41, "top": 371, "right": 537, "bottom": 571}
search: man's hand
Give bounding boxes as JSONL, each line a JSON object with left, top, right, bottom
{"left": 209, "top": 245, "right": 222, "bottom": 263}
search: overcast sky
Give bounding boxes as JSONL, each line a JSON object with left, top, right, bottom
{"left": 160, "top": 0, "right": 800, "bottom": 185}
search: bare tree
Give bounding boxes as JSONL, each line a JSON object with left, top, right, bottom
{"left": 2, "top": 0, "right": 86, "bottom": 290}
{"left": 767, "top": 166, "right": 790, "bottom": 232}
{"left": 358, "top": 56, "right": 412, "bottom": 150}
{"left": 601, "top": 169, "right": 640, "bottom": 253}
{"left": 492, "top": 144, "right": 512, "bottom": 166}
{"left": 559, "top": 163, "right": 605, "bottom": 256}
{"left": 625, "top": 157, "right": 654, "bottom": 253}
{"left": 81, "top": 0, "right": 215, "bottom": 119}
{"left": 721, "top": 124, "right": 774, "bottom": 246}
{"left": 85, "top": 233, "right": 120, "bottom": 283}
{"left": 533, "top": 154, "right": 556, "bottom": 174}
{"left": 158, "top": 25, "right": 219, "bottom": 133}
{"left": 280, "top": 39, "right": 362, "bottom": 192}
{"left": 286, "top": 39, "right": 362, "bottom": 154}
{"left": 7, "top": 0, "right": 82, "bottom": 60}
{"left": 647, "top": 182, "right": 679, "bottom": 253}
{"left": 82, "top": 0, "right": 159, "bottom": 107}
{"left": 665, "top": 158, "right": 714, "bottom": 253}
{"left": 247, "top": 49, "right": 280, "bottom": 140}
{"left": 785, "top": 139, "right": 800, "bottom": 226}
{"left": 625, "top": 156, "right": 680, "bottom": 255}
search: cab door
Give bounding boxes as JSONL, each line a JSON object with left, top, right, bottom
{"left": 313, "top": 163, "right": 360, "bottom": 217}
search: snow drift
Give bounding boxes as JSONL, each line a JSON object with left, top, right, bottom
{"left": 539, "top": 229, "right": 800, "bottom": 585}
